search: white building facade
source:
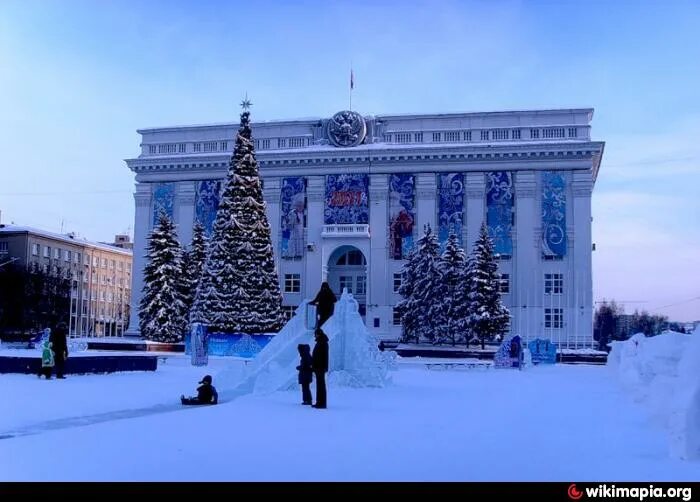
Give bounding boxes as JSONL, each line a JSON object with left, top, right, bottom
{"left": 125, "top": 108, "right": 604, "bottom": 346}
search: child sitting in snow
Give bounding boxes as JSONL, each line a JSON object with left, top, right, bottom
{"left": 181, "top": 375, "right": 218, "bottom": 405}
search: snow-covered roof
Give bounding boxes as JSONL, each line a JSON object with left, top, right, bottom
{"left": 0, "top": 225, "right": 132, "bottom": 256}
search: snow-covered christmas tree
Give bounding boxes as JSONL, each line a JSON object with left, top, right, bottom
{"left": 396, "top": 224, "right": 443, "bottom": 343}
{"left": 180, "top": 222, "right": 207, "bottom": 325}
{"left": 465, "top": 222, "right": 510, "bottom": 349}
{"left": 139, "top": 212, "right": 187, "bottom": 342}
{"left": 192, "top": 103, "right": 284, "bottom": 334}
{"left": 435, "top": 233, "right": 468, "bottom": 346}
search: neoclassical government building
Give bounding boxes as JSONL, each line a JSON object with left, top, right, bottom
{"left": 125, "top": 108, "right": 604, "bottom": 346}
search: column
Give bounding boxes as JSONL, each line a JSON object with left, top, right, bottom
{"left": 514, "top": 171, "right": 537, "bottom": 341}
{"left": 465, "top": 172, "right": 485, "bottom": 251}
{"left": 369, "top": 174, "right": 389, "bottom": 334}
{"left": 415, "top": 173, "right": 437, "bottom": 234}
{"left": 177, "top": 181, "right": 196, "bottom": 246}
{"left": 125, "top": 183, "right": 151, "bottom": 337}
{"left": 305, "top": 176, "right": 325, "bottom": 296}
{"left": 262, "top": 177, "right": 282, "bottom": 280}
{"left": 572, "top": 171, "right": 593, "bottom": 346}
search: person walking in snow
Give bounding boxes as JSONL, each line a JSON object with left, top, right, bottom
{"left": 311, "top": 328, "right": 329, "bottom": 409}
{"left": 49, "top": 322, "right": 68, "bottom": 379}
{"left": 296, "top": 344, "right": 313, "bottom": 405}
{"left": 309, "top": 282, "right": 337, "bottom": 329}
{"left": 39, "top": 339, "right": 54, "bottom": 379}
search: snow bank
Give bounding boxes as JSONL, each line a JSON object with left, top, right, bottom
{"left": 609, "top": 328, "right": 700, "bottom": 460}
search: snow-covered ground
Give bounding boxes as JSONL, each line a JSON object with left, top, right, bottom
{"left": 0, "top": 357, "right": 697, "bottom": 481}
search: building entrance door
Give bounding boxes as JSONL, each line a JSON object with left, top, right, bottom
{"left": 326, "top": 246, "right": 367, "bottom": 317}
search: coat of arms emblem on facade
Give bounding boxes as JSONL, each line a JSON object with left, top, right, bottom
{"left": 326, "top": 110, "right": 367, "bottom": 147}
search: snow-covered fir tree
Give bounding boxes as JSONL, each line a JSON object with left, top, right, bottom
{"left": 180, "top": 222, "right": 207, "bottom": 325}
{"left": 192, "top": 106, "right": 284, "bottom": 333}
{"left": 396, "top": 224, "right": 443, "bottom": 343}
{"left": 464, "top": 222, "right": 510, "bottom": 349}
{"left": 139, "top": 212, "right": 187, "bottom": 342}
{"left": 435, "top": 233, "right": 468, "bottom": 346}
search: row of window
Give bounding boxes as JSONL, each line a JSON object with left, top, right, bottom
{"left": 146, "top": 137, "right": 321, "bottom": 155}
{"left": 390, "top": 306, "right": 564, "bottom": 328}
{"left": 30, "top": 244, "right": 128, "bottom": 270}
{"left": 383, "top": 127, "right": 579, "bottom": 144}
{"left": 390, "top": 272, "right": 564, "bottom": 295}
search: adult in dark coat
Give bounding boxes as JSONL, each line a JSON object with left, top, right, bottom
{"left": 49, "top": 322, "right": 68, "bottom": 379}
{"left": 311, "top": 328, "right": 329, "bottom": 409}
{"left": 309, "top": 282, "right": 337, "bottom": 329}
{"left": 296, "top": 344, "right": 313, "bottom": 405}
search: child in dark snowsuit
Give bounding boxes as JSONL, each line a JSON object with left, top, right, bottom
{"left": 296, "top": 344, "right": 313, "bottom": 405}
{"left": 181, "top": 375, "right": 218, "bottom": 405}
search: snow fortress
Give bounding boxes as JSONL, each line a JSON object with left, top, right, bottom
{"left": 125, "top": 108, "right": 605, "bottom": 347}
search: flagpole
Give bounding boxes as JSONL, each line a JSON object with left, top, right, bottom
{"left": 350, "top": 63, "right": 353, "bottom": 111}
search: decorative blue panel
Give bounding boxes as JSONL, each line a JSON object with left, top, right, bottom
{"left": 195, "top": 180, "right": 222, "bottom": 236}
{"left": 280, "top": 177, "right": 306, "bottom": 259}
{"left": 437, "top": 173, "right": 464, "bottom": 248}
{"left": 542, "top": 171, "right": 567, "bottom": 257}
{"left": 528, "top": 338, "right": 557, "bottom": 365}
{"left": 324, "top": 174, "right": 369, "bottom": 224}
{"left": 389, "top": 174, "right": 415, "bottom": 259}
{"left": 486, "top": 172, "right": 514, "bottom": 256}
{"left": 152, "top": 183, "right": 175, "bottom": 225}
{"left": 184, "top": 332, "right": 275, "bottom": 358}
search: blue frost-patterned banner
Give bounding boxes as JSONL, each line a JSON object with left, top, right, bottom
{"left": 324, "top": 174, "right": 369, "bottom": 224}
{"left": 438, "top": 173, "right": 464, "bottom": 248}
{"left": 152, "top": 183, "right": 175, "bottom": 226}
{"left": 486, "top": 171, "right": 514, "bottom": 256}
{"left": 389, "top": 174, "right": 415, "bottom": 260}
{"left": 280, "top": 177, "right": 306, "bottom": 259}
{"left": 542, "top": 171, "right": 567, "bottom": 257}
{"left": 195, "top": 180, "right": 222, "bottom": 237}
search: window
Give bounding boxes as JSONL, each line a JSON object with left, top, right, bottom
{"left": 261, "top": 139, "right": 270, "bottom": 149}
{"left": 499, "top": 274, "right": 510, "bottom": 294}
{"left": 512, "top": 129, "right": 521, "bottom": 140}
{"left": 413, "top": 132, "right": 423, "bottom": 143}
{"left": 281, "top": 306, "right": 297, "bottom": 321}
{"left": 178, "top": 143, "right": 187, "bottom": 153}
{"left": 392, "top": 307, "right": 402, "bottom": 326}
{"left": 339, "top": 276, "right": 353, "bottom": 294}
{"left": 395, "top": 133, "right": 412, "bottom": 144}
{"left": 277, "top": 138, "right": 287, "bottom": 148}
{"left": 64, "top": 250, "right": 71, "bottom": 262}
{"left": 480, "top": 130, "right": 489, "bottom": 141}
{"left": 117, "top": 261, "right": 123, "bottom": 271}
{"left": 432, "top": 132, "right": 441, "bottom": 142}
{"left": 203, "top": 141, "right": 217, "bottom": 152}
{"left": 356, "top": 276, "right": 366, "bottom": 295}
{"left": 193, "top": 143, "right": 201, "bottom": 153}
{"left": 158, "top": 144, "right": 177, "bottom": 154}
{"left": 444, "top": 131, "right": 460, "bottom": 142}
{"left": 92, "top": 274, "right": 97, "bottom": 284}
{"left": 53, "top": 248, "right": 60, "bottom": 259}
{"left": 383, "top": 134, "right": 392, "bottom": 142}
{"left": 464, "top": 130, "right": 472, "bottom": 141}
{"left": 544, "top": 308, "right": 564, "bottom": 329}
{"left": 0, "top": 242, "right": 8, "bottom": 254}
{"left": 83, "top": 274, "right": 88, "bottom": 283}
{"left": 289, "top": 137, "right": 306, "bottom": 148}
{"left": 220, "top": 141, "right": 228, "bottom": 151}
{"left": 284, "top": 273, "right": 301, "bottom": 293}
{"left": 393, "top": 273, "right": 402, "bottom": 293}
{"left": 542, "top": 127, "right": 565, "bottom": 139}
{"left": 108, "top": 292, "right": 114, "bottom": 302}
{"left": 373, "top": 318, "right": 380, "bottom": 328}
{"left": 148, "top": 145, "right": 157, "bottom": 154}
{"left": 74, "top": 252, "right": 80, "bottom": 263}
{"left": 100, "top": 291, "right": 106, "bottom": 301}
{"left": 568, "top": 127, "right": 577, "bottom": 138}
{"left": 84, "top": 254, "right": 90, "bottom": 265}
{"left": 32, "top": 243, "right": 39, "bottom": 256}
{"left": 491, "top": 129, "right": 509, "bottom": 140}
{"left": 43, "top": 246, "right": 50, "bottom": 258}
{"left": 110, "top": 259, "right": 115, "bottom": 269}
{"left": 544, "top": 273, "right": 564, "bottom": 295}
{"left": 530, "top": 128, "right": 540, "bottom": 139}
{"left": 101, "top": 258, "right": 107, "bottom": 268}
{"left": 93, "top": 256, "right": 99, "bottom": 266}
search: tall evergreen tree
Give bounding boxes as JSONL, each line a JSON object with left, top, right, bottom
{"left": 181, "top": 222, "right": 207, "bottom": 325}
{"left": 139, "top": 213, "right": 186, "bottom": 342}
{"left": 435, "top": 233, "right": 468, "bottom": 346}
{"left": 396, "top": 224, "right": 442, "bottom": 343}
{"left": 192, "top": 106, "right": 283, "bottom": 333}
{"left": 465, "top": 222, "right": 510, "bottom": 349}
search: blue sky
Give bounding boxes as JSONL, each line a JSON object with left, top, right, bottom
{"left": 1, "top": 0, "right": 698, "bottom": 320}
